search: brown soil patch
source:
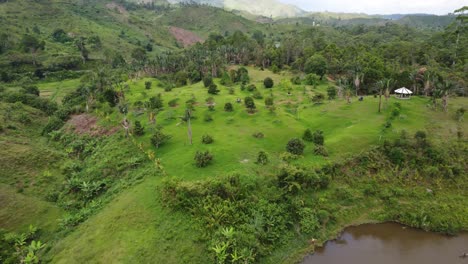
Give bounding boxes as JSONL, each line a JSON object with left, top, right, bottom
{"left": 169, "top": 26, "right": 203, "bottom": 48}
{"left": 67, "top": 114, "right": 119, "bottom": 136}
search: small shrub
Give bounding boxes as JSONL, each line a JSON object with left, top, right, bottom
{"left": 203, "top": 76, "right": 213, "bottom": 88}
{"left": 244, "top": 96, "right": 256, "bottom": 113}
{"left": 252, "top": 91, "right": 263, "bottom": 99}
{"left": 311, "top": 93, "right": 325, "bottom": 104}
{"left": 314, "top": 145, "right": 328, "bottom": 156}
{"left": 264, "top": 77, "right": 274, "bottom": 88}
{"left": 247, "top": 84, "right": 257, "bottom": 92}
{"left": 208, "top": 83, "right": 220, "bottom": 95}
{"left": 194, "top": 151, "right": 213, "bottom": 168}
{"left": 150, "top": 129, "right": 172, "bottom": 148}
{"left": 252, "top": 132, "right": 264, "bottom": 138}
{"left": 256, "top": 151, "right": 269, "bottom": 165}
{"left": 265, "top": 97, "right": 274, "bottom": 106}
{"left": 202, "top": 134, "right": 214, "bottom": 144}
{"left": 145, "top": 81, "right": 152, "bottom": 90}
{"left": 327, "top": 86, "right": 337, "bottom": 99}
{"left": 224, "top": 102, "right": 233, "bottom": 112}
{"left": 42, "top": 116, "right": 65, "bottom": 135}
{"left": 204, "top": 113, "right": 213, "bottom": 122}
{"left": 299, "top": 208, "right": 320, "bottom": 235}
{"left": 286, "top": 138, "right": 305, "bottom": 155}
{"left": 455, "top": 107, "right": 465, "bottom": 121}
{"left": 291, "top": 76, "right": 301, "bottom": 85}
{"left": 18, "top": 113, "right": 32, "bottom": 124}
{"left": 133, "top": 121, "right": 144, "bottom": 136}
{"left": 303, "top": 129, "right": 313, "bottom": 142}
{"left": 168, "top": 98, "right": 179, "bottom": 107}
{"left": 311, "top": 130, "right": 324, "bottom": 145}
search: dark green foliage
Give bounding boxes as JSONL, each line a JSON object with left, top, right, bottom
{"left": 51, "top": 29, "right": 71, "bottom": 43}
{"left": 147, "top": 94, "right": 163, "bottom": 110}
{"left": 304, "top": 73, "right": 320, "bottom": 86}
{"left": 455, "top": 107, "right": 465, "bottom": 121}
{"left": 299, "top": 208, "right": 320, "bottom": 235}
{"left": 42, "top": 116, "right": 64, "bottom": 135}
{"left": 252, "top": 91, "right": 263, "bottom": 99}
{"left": 220, "top": 71, "right": 232, "bottom": 86}
{"left": 302, "top": 129, "right": 313, "bottom": 142}
{"left": 208, "top": 83, "right": 220, "bottom": 95}
{"left": 103, "top": 89, "right": 119, "bottom": 107}
{"left": 3, "top": 91, "right": 58, "bottom": 115}
{"left": 314, "top": 145, "right": 328, "bottom": 156}
{"left": 327, "top": 86, "right": 337, "bottom": 99}
{"left": 150, "top": 129, "right": 171, "bottom": 148}
{"left": 291, "top": 76, "right": 301, "bottom": 85}
{"left": 311, "top": 93, "right": 325, "bottom": 104}
{"left": 265, "top": 97, "right": 274, "bottom": 106}
{"left": 174, "top": 71, "right": 188, "bottom": 87}
{"left": 190, "top": 70, "right": 201, "bottom": 83}
{"left": 22, "top": 85, "right": 40, "bottom": 96}
{"left": 224, "top": 102, "right": 233, "bottom": 112}
{"left": 244, "top": 96, "right": 256, "bottom": 113}
{"left": 247, "top": 84, "right": 257, "bottom": 92}
{"left": 194, "top": 151, "right": 213, "bottom": 167}
{"left": 202, "top": 134, "right": 214, "bottom": 144}
{"left": 286, "top": 138, "right": 305, "bottom": 155}
{"left": 264, "top": 77, "right": 274, "bottom": 88}
{"left": 203, "top": 76, "right": 213, "bottom": 88}
{"left": 21, "top": 34, "right": 45, "bottom": 53}
{"left": 256, "top": 151, "right": 269, "bottom": 165}
{"left": 145, "top": 81, "right": 152, "bottom": 90}
{"left": 311, "top": 130, "right": 324, "bottom": 145}
{"left": 305, "top": 54, "right": 328, "bottom": 79}
{"left": 131, "top": 47, "right": 147, "bottom": 62}
{"left": 168, "top": 98, "right": 179, "bottom": 107}
{"left": 133, "top": 121, "right": 144, "bottom": 136}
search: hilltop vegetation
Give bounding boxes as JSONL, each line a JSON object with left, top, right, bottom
{"left": 0, "top": 1, "right": 467, "bottom": 263}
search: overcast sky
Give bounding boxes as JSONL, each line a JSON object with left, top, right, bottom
{"left": 281, "top": 0, "right": 466, "bottom": 15}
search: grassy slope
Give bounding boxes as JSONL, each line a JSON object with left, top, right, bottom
{"left": 0, "top": 102, "right": 64, "bottom": 236}
{"left": 47, "top": 67, "right": 467, "bottom": 262}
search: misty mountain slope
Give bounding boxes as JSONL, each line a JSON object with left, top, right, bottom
{"left": 167, "top": 0, "right": 305, "bottom": 17}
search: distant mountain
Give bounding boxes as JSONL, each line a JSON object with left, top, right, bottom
{"left": 167, "top": 0, "right": 306, "bottom": 17}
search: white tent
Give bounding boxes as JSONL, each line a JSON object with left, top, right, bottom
{"left": 394, "top": 87, "right": 413, "bottom": 99}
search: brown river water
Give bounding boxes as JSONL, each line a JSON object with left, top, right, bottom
{"left": 302, "top": 223, "right": 468, "bottom": 264}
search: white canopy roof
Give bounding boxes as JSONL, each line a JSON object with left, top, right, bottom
{"left": 394, "top": 87, "right": 413, "bottom": 94}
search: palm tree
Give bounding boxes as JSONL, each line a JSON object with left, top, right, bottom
{"left": 376, "top": 80, "right": 385, "bottom": 113}
{"left": 384, "top": 78, "right": 394, "bottom": 107}
{"left": 436, "top": 81, "right": 454, "bottom": 112}
{"left": 354, "top": 72, "right": 364, "bottom": 96}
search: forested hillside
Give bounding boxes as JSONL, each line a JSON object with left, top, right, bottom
{"left": 0, "top": 1, "right": 467, "bottom": 263}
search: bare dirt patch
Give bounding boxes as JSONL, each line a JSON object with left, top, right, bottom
{"left": 169, "top": 26, "right": 203, "bottom": 48}
{"left": 67, "top": 114, "right": 119, "bottom": 136}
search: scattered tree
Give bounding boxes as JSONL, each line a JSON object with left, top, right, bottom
{"left": 244, "top": 96, "right": 256, "bottom": 113}
{"left": 194, "top": 151, "right": 213, "bottom": 167}
{"left": 224, "top": 102, "right": 233, "bottom": 112}
{"left": 256, "top": 151, "right": 269, "bottom": 165}
{"left": 150, "top": 129, "right": 172, "bottom": 148}
{"left": 264, "top": 77, "right": 274, "bottom": 88}
{"left": 286, "top": 138, "right": 305, "bottom": 155}
{"left": 133, "top": 121, "right": 144, "bottom": 136}
{"left": 208, "top": 83, "right": 220, "bottom": 95}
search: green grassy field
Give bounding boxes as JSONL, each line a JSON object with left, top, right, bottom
{"left": 39, "top": 67, "right": 467, "bottom": 263}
